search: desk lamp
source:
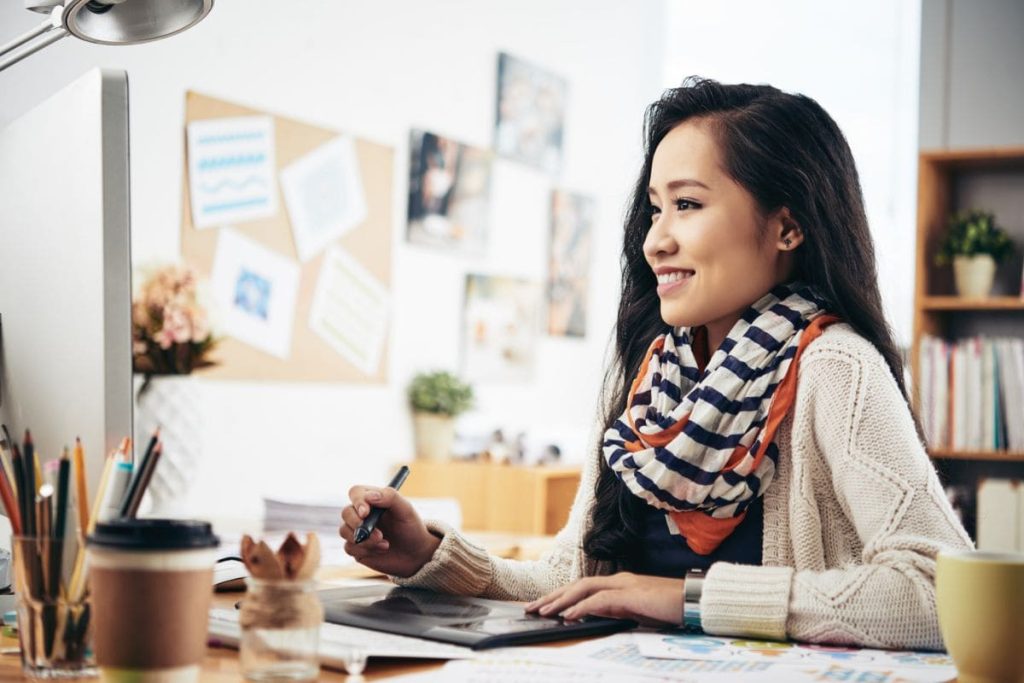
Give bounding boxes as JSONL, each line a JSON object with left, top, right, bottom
{"left": 0, "top": 0, "right": 213, "bottom": 72}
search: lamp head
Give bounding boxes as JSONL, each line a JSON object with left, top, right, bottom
{"left": 62, "top": 0, "right": 213, "bottom": 45}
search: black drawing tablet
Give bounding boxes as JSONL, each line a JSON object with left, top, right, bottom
{"left": 318, "top": 584, "right": 636, "bottom": 650}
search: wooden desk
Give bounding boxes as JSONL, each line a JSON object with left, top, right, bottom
{"left": 0, "top": 594, "right": 447, "bottom": 681}
{"left": 0, "top": 534, "right": 560, "bottom": 681}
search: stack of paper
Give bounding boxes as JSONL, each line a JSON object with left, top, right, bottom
{"left": 262, "top": 496, "right": 462, "bottom": 533}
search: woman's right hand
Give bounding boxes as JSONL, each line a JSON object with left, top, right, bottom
{"left": 340, "top": 485, "right": 441, "bottom": 578}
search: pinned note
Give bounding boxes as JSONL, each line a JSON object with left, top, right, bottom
{"left": 187, "top": 116, "right": 278, "bottom": 228}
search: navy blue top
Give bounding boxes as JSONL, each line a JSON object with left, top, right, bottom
{"left": 634, "top": 496, "right": 764, "bottom": 577}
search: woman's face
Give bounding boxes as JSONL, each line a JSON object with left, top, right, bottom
{"left": 643, "top": 119, "right": 796, "bottom": 346}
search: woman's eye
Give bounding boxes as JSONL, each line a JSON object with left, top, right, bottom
{"left": 674, "top": 198, "right": 699, "bottom": 211}
{"left": 648, "top": 205, "right": 662, "bottom": 220}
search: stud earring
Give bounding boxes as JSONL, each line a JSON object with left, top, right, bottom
{"left": 784, "top": 238, "right": 792, "bottom": 248}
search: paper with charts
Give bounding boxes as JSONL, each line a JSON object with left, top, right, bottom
{"left": 630, "top": 632, "right": 956, "bottom": 682}
{"left": 309, "top": 246, "right": 389, "bottom": 375}
{"left": 187, "top": 115, "right": 278, "bottom": 228}
{"left": 280, "top": 135, "right": 368, "bottom": 262}
{"left": 210, "top": 228, "right": 300, "bottom": 359}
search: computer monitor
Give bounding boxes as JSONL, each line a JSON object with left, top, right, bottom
{"left": 0, "top": 68, "right": 133, "bottom": 496}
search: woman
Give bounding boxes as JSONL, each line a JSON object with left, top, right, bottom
{"left": 340, "top": 77, "right": 972, "bottom": 650}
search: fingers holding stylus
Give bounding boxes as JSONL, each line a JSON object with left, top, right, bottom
{"left": 347, "top": 485, "right": 397, "bottom": 515}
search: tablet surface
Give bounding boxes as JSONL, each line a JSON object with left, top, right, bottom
{"left": 319, "top": 584, "right": 636, "bottom": 650}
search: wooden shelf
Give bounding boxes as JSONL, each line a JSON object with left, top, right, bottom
{"left": 921, "top": 296, "right": 1024, "bottom": 311}
{"left": 929, "top": 449, "right": 1024, "bottom": 462}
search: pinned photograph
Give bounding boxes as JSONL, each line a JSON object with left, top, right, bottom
{"left": 210, "top": 228, "right": 300, "bottom": 359}
{"left": 308, "top": 246, "right": 390, "bottom": 376}
{"left": 462, "top": 274, "right": 542, "bottom": 383}
{"left": 407, "top": 129, "right": 492, "bottom": 253}
{"left": 494, "top": 52, "right": 568, "bottom": 174}
{"left": 547, "top": 191, "right": 595, "bottom": 338}
{"left": 187, "top": 115, "right": 278, "bottom": 228}
{"left": 280, "top": 136, "right": 368, "bottom": 262}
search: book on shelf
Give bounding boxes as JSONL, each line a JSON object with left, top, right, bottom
{"left": 976, "top": 478, "right": 1021, "bottom": 552}
{"left": 919, "top": 335, "right": 1024, "bottom": 452}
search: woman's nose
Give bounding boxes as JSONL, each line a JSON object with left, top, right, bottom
{"left": 643, "top": 219, "right": 677, "bottom": 259}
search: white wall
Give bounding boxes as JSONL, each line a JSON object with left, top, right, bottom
{"left": 662, "top": 0, "right": 922, "bottom": 345}
{"left": 0, "top": 1, "right": 667, "bottom": 518}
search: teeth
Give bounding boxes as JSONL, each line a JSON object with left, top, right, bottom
{"left": 657, "top": 271, "right": 693, "bottom": 284}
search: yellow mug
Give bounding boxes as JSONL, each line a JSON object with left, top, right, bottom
{"left": 936, "top": 550, "right": 1024, "bottom": 683}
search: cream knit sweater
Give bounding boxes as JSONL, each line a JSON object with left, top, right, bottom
{"left": 395, "top": 324, "right": 973, "bottom": 650}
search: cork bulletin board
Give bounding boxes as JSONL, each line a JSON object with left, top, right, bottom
{"left": 180, "top": 91, "right": 393, "bottom": 382}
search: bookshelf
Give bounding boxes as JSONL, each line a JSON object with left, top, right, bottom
{"left": 912, "top": 146, "right": 1024, "bottom": 538}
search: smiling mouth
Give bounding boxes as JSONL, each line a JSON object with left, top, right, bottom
{"left": 656, "top": 270, "right": 695, "bottom": 285}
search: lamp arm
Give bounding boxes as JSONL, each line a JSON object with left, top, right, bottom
{"left": 0, "top": 26, "right": 67, "bottom": 72}
{"left": 0, "top": 6, "right": 67, "bottom": 73}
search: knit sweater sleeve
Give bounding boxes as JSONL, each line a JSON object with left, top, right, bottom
{"left": 700, "top": 336, "right": 973, "bottom": 649}
{"left": 391, "top": 450, "right": 598, "bottom": 601}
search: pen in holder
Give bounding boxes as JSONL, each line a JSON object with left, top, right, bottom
{"left": 11, "top": 535, "right": 96, "bottom": 679}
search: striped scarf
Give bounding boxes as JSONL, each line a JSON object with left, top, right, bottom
{"left": 603, "top": 282, "right": 838, "bottom": 555}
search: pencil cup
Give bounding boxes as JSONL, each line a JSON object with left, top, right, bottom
{"left": 239, "top": 578, "right": 321, "bottom": 682}
{"left": 11, "top": 535, "right": 97, "bottom": 679}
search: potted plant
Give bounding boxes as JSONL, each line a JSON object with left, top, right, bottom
{"left": 408, "top": 370, "right": 474, "bottom": 461}
{"left": 131, "top": 263, "right": 217, "bottom": 514}
{"left": 935, "top": 210, "right": 1013, "bottom": 298}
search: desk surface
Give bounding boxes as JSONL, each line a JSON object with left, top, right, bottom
{"left": 0, "top": 532, "right": 561, "bottom": 681}
{"left": 0, "top": 606, "right": 447, "bottom": 681}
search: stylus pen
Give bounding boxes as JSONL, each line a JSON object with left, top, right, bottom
{"left": 354, "top": 465, "right": 410, "bottom": 544}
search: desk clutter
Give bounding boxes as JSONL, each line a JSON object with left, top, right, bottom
{"left": 0, "top": 423, "right": 228, "bottom": 681}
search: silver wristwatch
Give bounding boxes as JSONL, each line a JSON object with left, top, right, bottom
{"left": 683, "top": 568, "right": 705, "bottom": 628}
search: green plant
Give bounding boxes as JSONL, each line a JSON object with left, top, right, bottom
{"left": 408, "top": 370, "right": 474, "bottom": 416}
{"left": 935, "top": 210, "right": 1013, "bottom": 266}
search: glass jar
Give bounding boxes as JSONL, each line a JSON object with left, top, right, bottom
{"left": 239, "top": 578, "right": 322, "bottom": 681}
{"left": 12, "top": 536, "right": 97, "bottom": 679}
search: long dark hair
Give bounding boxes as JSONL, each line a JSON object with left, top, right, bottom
{"left": 583, "top": 76, "right": 914, "bottom": 564}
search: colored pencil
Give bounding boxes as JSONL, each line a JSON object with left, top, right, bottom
{"left": 12, "top": 443, "right": 32, "bottom": 536}
{"left": 24, "top": 430, "right": 38, "bottom": 536}
{"left": 72, "top": 438, "right": 89, "bottom": 534}
{"left": 119, "top": 429, "right": 160, "bottom": 518}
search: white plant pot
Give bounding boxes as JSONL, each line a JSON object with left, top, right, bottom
{"left": 412, "top": 413, "right": 456, "bottom": 461}
{"left": 953, "top": 255, "right": 997, "bottom": 298}
{"left": 133, "top": 374, "right": 202, "bottom": 517}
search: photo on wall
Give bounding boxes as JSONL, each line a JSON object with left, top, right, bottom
{"left": 547, "top": 190, "right": 595, "bottom": 338}
{"left": 494, "top": 52, "right": 568, "bottom": 174}
{"left": 462, "top": 274, "right": 542, "bottom": 383}
{"left": 406, "top": 129, "right": 492, "bottom": 253}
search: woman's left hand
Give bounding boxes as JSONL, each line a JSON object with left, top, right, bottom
{"left": 524, "top": 572, "right": 684, "bottom": 627}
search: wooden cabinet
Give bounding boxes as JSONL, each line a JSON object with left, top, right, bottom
{"left": 400, "top": 461, "right": 581, "bottom": 535}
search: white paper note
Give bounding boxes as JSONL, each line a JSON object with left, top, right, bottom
{"left": 210, "top": 228, "right": 300, "bottom": 359}
{"left": 308, "top": 246, "right": 389, "bottom": 375}
{"left": 187, "top": 116, "right": 278, "bottom": 228}
{"left": 280, "top": 136, "right": 367, "bottom": 262}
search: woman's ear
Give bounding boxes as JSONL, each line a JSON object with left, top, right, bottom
{"left": 773, "top": 207, "right": 805, "bottom": 251}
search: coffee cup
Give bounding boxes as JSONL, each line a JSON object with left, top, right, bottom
{"left": 87, "top": 519, "right": 220, "bottom": 683}
{"left": 936, "top": 550, "right": 1024, "bottom": 683}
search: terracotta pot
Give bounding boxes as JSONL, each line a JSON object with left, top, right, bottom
{"left": 412, "top": 413, "right": 456, "bottom": 461}
{"left": 953, "top": 255, "right": 997, "bottom": 298}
